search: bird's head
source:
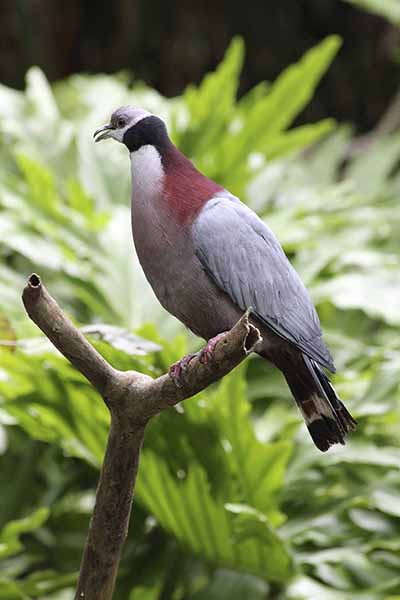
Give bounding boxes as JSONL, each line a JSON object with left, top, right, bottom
{"left": 94, "top": 105, "right": 222, "bottom": 222}
{"left": 93, "top": 106, "right": 169, "bottom": 153}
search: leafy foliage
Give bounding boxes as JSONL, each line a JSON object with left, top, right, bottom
{"left": 137, "top": 369, "right": 293, "bottom": 583}
{"left": 175, "top": 36, "right": 338, "bottom": 194}
{"left": 0, "top": 35, "right": 399, "bottom": 599}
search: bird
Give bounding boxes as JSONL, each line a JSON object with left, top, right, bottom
{"left": 94, "top": 106, "right": 356, "bottom": 451}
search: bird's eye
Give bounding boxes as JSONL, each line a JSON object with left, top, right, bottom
{"left": 117, "top": 117, "right": 126, "bottom": 128}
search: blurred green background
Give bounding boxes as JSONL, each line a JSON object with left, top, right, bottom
{"left": 0, "top": 1, "right": 400, "bottom": 599}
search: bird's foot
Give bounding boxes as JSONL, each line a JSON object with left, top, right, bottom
{"left": 169, "top": 353, "right": 197, "bottom": 388}
{"left": 199, "top": 332, "right": 228, "bottom": 364}
{"left": 169, "top": 333, "right": 228, "bottom": 386}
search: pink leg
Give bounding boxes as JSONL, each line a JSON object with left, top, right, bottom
{"left": 169, "top": 353, "right": 196, "bottom": 387}
{"left": 199, "top": 332, "right": 228, "bottom": 364}
{"left": 169, "top": 332, "right": 229, "bottom": 386}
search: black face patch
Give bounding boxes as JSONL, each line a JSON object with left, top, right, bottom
{"left": 123, "top": 116, "right": 170, "bottom": 153}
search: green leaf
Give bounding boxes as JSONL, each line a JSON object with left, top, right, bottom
{"left": 314, "top": 270, "right": 400, "bottom": 325}
{"left": 220, "top": 36, "right": 341, "bottom": 175}
{"left": 20, "top": 570, "right": 76, "bottom": 597}
{"left": 0, "top": 508, "right": 49, "bottom": 559}
{"left": 346, "top": 135, "right": 400, "bottom": 196}
{"left": 263, "top": 119, "right": 336, "bottom": 160}
{"left": 178, "top": 37, "right": 244, "bottom": 156}
{"left": 372, "top": 489, "right": 400, "bottom": 518}
{"left": 208, "top": 367, "right": 292, "bottom": 520}
{"left": 129, "top": 584, "right": 161, "bottom": 600}
{"left": 0, "top": 580, "right": 27, "bottom": 600}
{"left": 191, "top": 569, "right": 268, "bottom": 600}
{"left": 136, "top": 452, "right": 293, "bottom": 582}
{"left": 16, "top": 154, "right": 61, "bottom": 219}
{"left": 0, "top": 349, "right": 108, "bottom": 467}
{"left": 26, "top": 67, "right": 59, "bottom": 123}
{"left": 225, "top": 503, "right": 293, "bottom": 580}
{"left": 81, "top": 324, "right": 162, "bottom": 356}
{"left": 287, "top": 574, "right": 400, "bottom": 599}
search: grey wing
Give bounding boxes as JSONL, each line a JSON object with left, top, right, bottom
{"left": 193, "top": 193, "right": 335, "bottom": 371}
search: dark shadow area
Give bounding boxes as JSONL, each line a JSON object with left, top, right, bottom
{"left": 0, "top": 0, "right": 399, "bottom": 131}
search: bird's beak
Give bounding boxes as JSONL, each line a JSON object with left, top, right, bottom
{"left": 93, "top": 124, "right": 115, "bottom": 142}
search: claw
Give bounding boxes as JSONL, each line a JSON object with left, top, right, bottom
{"left": 199, "top": 332, "right": 228, "bottom": 364}
{"left": 169, "top": 353, "right": 196, "bottom": 388}
{"left": 169, "top": 333, "right": 229, "bottom": 386}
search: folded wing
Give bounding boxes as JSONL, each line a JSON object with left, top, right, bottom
{"left": 193, "top": 193, "right": 335, "bottom": 371}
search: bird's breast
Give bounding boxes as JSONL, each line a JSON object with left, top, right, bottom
{"left": 131, "top": 187, "right": 191, "bottom": 300}
{"left": 130, "top": 191, "right": 240, "bottom": 338}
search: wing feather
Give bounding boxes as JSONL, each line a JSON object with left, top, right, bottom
{"left": 193, "top": 193, "right": 335, "bottom": 371}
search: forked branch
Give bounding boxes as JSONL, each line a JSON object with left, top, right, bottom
{"left": 22, "top": 274, "right": 261, "bottom": 600}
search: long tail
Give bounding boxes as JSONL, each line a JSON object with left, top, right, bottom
{"left": 281, "top": 354, "right": 357, "bottom": 451}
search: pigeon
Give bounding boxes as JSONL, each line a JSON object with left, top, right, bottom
{"left": 94, "top": 106, "right": 356, "bottom": 450}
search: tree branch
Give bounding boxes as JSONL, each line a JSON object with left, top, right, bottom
{"left": 22, "top": 274, "right": 261, "bottom": 600}
{"left": 22, "top": 273, "right": 116, "bottom": 396}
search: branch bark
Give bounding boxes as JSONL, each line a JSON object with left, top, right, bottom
{"left": 22, "top": 273, "right": 261, "bottom": 600}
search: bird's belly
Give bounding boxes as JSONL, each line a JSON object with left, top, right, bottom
{"left": 133, "top": 226, "right": 240, "bottom": 339}
{"left": 132, "top": 220, "right": 277, "bottom": 354}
